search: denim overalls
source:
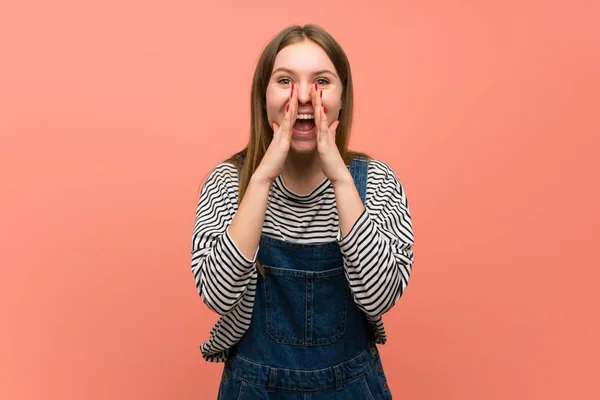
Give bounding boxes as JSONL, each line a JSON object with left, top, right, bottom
{"left": 218, "top": 158, "right": 392, "bottom": 399}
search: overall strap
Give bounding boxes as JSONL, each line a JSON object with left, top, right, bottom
{"left": 348, "top": 157, "right": 369, "bottom": 204}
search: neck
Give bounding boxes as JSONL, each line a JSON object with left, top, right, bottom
{"left": 281, "top": 151, "right": 325, "bottom": 188}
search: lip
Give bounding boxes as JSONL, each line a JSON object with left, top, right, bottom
{"left": 292, "top": 125, "right": 317, "bottom": 137}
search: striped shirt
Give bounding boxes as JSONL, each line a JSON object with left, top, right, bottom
{"left": 191, "top": 158, "right": 414, "bottom": 362}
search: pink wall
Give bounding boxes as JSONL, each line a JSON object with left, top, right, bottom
{"left": 1, "top": 0, "right": 598, "bottom": 399}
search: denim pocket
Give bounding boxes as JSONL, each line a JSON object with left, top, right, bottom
{"left": 263, "top": 265, "right": 349, "bottom": 346}
{"left": 362, "top": 359, "right": 393, "bottom": 399}
{"left": 217, "top": 367, "right": 246, "bottom": 400}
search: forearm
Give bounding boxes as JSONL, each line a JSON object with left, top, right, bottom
{"left": 227, "top": 174, "right": 272, "bottom": 260}
{"left": 340, "top": 218, "right": 413, "bottom": 316}
{"left": 191, "top": 164, "right": 263, "bottom": 315}
{"left": 335, "top": 160, "right": 415, "bottom": 317}
{"left": 332, "top": 170, "right": 366, "bottom": 239}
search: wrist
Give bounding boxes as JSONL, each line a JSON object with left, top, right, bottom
{"left": 330, "top": 169, "right": 354, "bottom": 190}
{"left": 249, "top": 172, "right": 274, "bottom": 189}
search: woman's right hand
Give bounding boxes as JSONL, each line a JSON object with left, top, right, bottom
{"left": 253, "top": 84, "right": 298, "bottom": 184}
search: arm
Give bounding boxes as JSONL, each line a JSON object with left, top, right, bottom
{"left": 190, "top": 163, "right": 270, "bottom": 316}
{"left": 332, "top": 170, "right": 365, "bottom": 238}
{"left": 192, "top": 87, "right": 301, "bottom": 315}
{"left": 227, "top": 173, "right": 272, "bottom": 260}
{"left": 336, "top": 160, "right": 415, "bottom": 317}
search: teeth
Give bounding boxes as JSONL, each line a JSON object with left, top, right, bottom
{"left": 297, "top": 114, "right": 314, "bottom": 119}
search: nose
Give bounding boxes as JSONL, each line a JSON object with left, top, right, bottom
{"left": 296, "top": 82, "right": 313, "bottom": 105}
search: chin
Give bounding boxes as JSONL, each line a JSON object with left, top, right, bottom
{"left": 289, "top": 141, "right": 317, "bottom": 155}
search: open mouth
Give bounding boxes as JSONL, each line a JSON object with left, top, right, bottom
{"left": 293, "top": 113, "right": 316, "bottom": 133}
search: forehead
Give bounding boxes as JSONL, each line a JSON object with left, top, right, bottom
{"left": 272, "top": 41, "right": 336, "bottom": 74}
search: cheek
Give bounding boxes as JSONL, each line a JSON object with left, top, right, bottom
{"left": 265, "top": 91, "right": 288, "bottom": 120}
{"left": 265, "top": 102, "right": 278, "bottom": 124}
{"left": 323, "top": 89, "right": 343, "bottom": 107}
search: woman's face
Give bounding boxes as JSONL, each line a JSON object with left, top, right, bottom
{"left": 265, "top": 40, "right": 343, "bottom": 154}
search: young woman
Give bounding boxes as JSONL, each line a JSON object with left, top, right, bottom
{"left": 191, "top": 24, "right": 414, "bottom": 399}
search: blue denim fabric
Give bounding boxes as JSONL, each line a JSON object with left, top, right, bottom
{"left": 220, "top": 158, "right": 392, "bottom": 399}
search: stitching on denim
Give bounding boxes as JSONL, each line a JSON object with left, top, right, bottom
{"left": 230, "top": 357, "right": 378, "bottom": 392}
{"left": 233, "top": 344, "right": 375, "bottom": 373}
{"left": 262, "top": 265, "right": 348, "bottom": 346}
{"left": 236, "top": 381, "right": 246, "bottom": 400}
{"left": 262, "top": 265, "right": 344, "bottom": 278}
{"left": 259, "top": 234, "right": 340, "bottom": 249}
{"left": 306, "top": 272, "right": 311, "bottom": 343}
{"left": 360, "top": 375, "right": 375, "bottom": 400}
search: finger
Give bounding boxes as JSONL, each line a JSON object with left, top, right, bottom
{"left": 280, "top": 83, "right": 298, "bottom": 138}
{"left": 316, "top": 103, "right": 331, "bottom": 145}
{"left": 320, "top": 104, "right": 330, "bottom": 133}
{"left": 290, "top": 82, "right": 299, "bottom": 128}
{"left": 311, "top": 83, "right": 322, "bottom": 129}
{"left": 277, "top": 104, "right": 291, "bottom": 138}
{"left": 328, "top": 119, "right": 340, "bottom": 142}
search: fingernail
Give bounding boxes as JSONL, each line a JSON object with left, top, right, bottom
{"left": 291, "top": 83, "right": 294, "bottom": 98}
{"left": 286, "top": 104, "right": 290, "bottom": 112}
{"left": 323, "top": 105, "right": 327, "bottom": 113}
{"left": 320, "top": 90, "right": 322, "bottom": 98}
{"left": 315, "top": 82, "right": 318, "bottom": 90}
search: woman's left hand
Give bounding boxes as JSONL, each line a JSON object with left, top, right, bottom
{"left": 311, "top": 84, "right": 348, "bottom": 185}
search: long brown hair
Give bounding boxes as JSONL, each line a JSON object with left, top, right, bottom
{"left": 225, "top": 24, "right": 369, "bottom": 274}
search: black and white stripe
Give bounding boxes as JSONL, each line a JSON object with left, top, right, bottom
{"left": 191, "top": 159, "right": 414, "bottom": 362}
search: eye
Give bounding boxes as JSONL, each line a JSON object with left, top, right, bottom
{"left": 316, "top": 78, "right": 330, "bottom": 85}
{"left": 277, "top": 77, "right": 292, "bottom": 85}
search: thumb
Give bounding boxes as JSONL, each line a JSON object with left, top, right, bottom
{"left": 272, "top": 121, "right": 280, "bottom": 135}
{"left": 329, "top": 120, "right": 340, "bottom": 135}
{"left": 271, "top": 121, "right": 279, "bottom": 137}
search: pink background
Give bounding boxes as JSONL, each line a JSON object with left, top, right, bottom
{"left": 1, "top": 0, "right": 598, "bottom": 398}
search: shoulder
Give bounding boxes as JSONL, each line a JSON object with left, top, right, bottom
{"left": 199, "top": 161, "right": 241, "bottom": 198}
{"left": 207, "top": 161, "right": 240, "bottom": 182}
{"left": 360, "top": 157, "right": 408, "bottom": 198}
{"left": 366, "top": 158, "right": 397, "bottom": 176}
{"left": 348, "top": 154, "right": 397, "bottom": 175}
{"left": 350, "top": 156, "right": 402, "bottom": 184}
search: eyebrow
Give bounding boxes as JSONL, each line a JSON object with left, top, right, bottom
{"left": 271, "top": 67, "right": 338, "bottom": 78}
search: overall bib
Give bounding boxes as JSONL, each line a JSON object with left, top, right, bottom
{"left": 218, "top": 158, "right": 392, "bottom": 399}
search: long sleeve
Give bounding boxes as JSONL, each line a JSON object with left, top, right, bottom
{"left": 338, "top": 160, "right": 415, "bottom": 318}
{"left": 191, "top": 163, "right": 258, "bottom": 316}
